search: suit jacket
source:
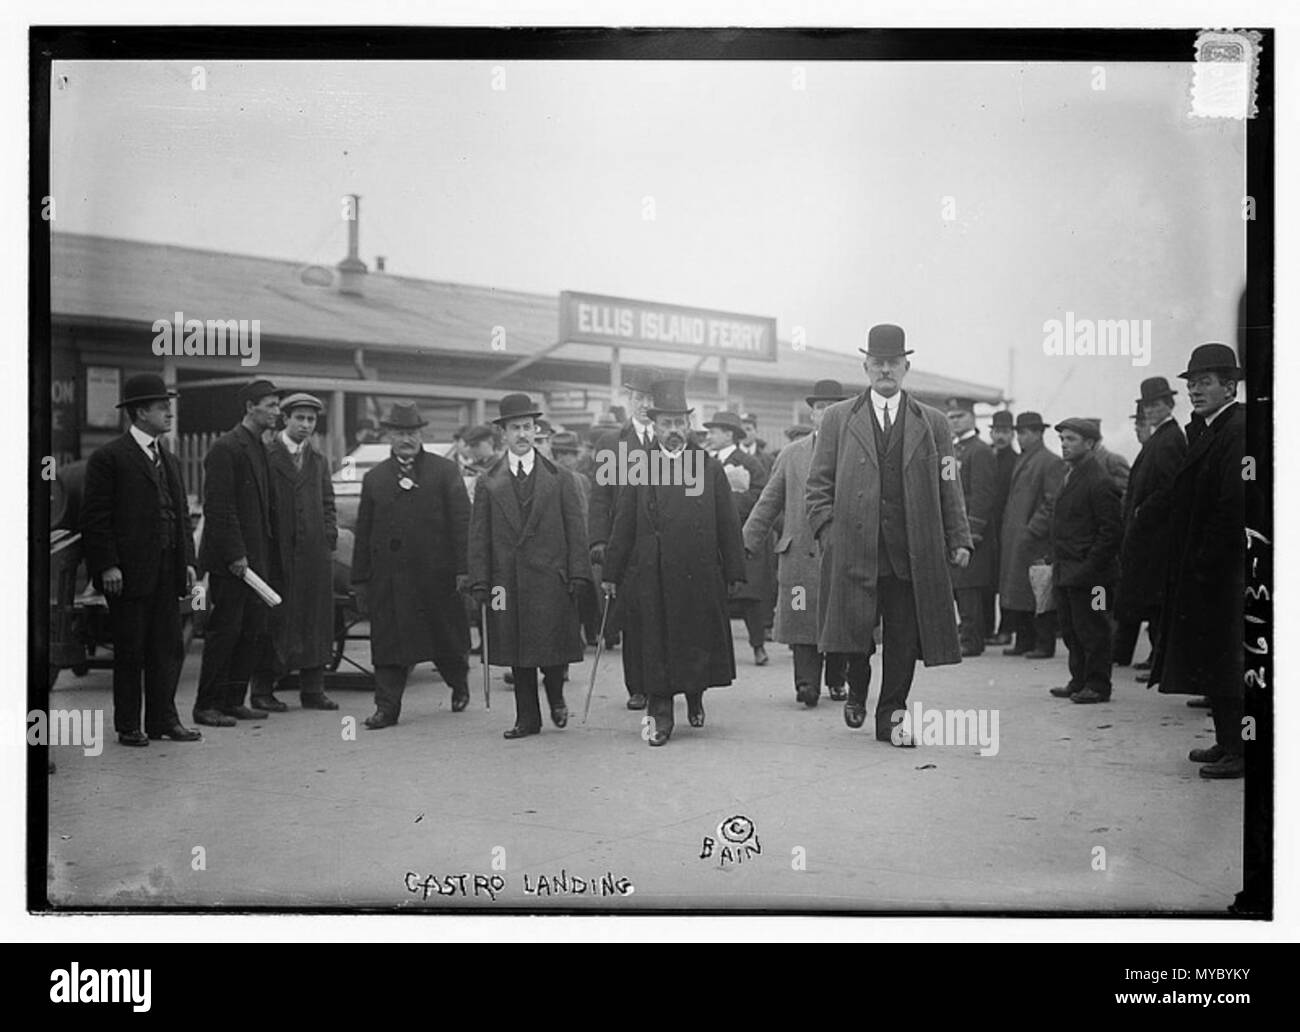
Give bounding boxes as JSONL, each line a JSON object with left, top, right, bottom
{"left": 198, "top": 423, "right": 275, "bottom": 579}
{"left": 951, "top": 433, "right": 998, "bottom": 590}
{"left": 1116, "top": 417, "right": 1188, "bottom": 619}
{"left": 1049, "top": 452, "right": 1122, "bottom": 589}
{"left": 587, "top": 421, "right": 654, "bottom": 547}
{"left": 81, "top": 432, "right": 195, "bottom": 599}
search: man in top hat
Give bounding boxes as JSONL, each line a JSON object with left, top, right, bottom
{"left": 704, "top": 410, "right": 773, "bottom": 665}
{"left": 247, "top": 393, "right": 339, "bottom": 712}
{"left": 469, "top": 394, "right": 590, "bottom": 738}
{"left": 997, "top": 411, "right": 1064, "bottom": 659}
{"left": 588, "top": 367, "right": 662, "bottom": 704}
{"left": 983, "top": 409, "right": 1019, "bottom": 645}
{"left": 1149, "top": 344, "right": 1247, "bottom": 779}
{"left": 1114, "top": 378, "right": 1187, "bottom": 669}
{"left": 81, "top": 373, "right": 202, "bottom": 746}
{"left": 603, "top": 377, "right": 747, "bottom": 745}
{"left": 194, "top": 377, "right": 282, "bottom": 727}
{"left": 744, "top": 379, "right": 853, "bottom": 706}
{"left": 806, "top": 325, "right": 972, "bottom": 746}
{"left": 1046, "top": 418, "right": 1123, "bottom": 704}
{"left": 352, "top": 403, "right": 473, "bottom": 729}
{"left": 946, "top": 397, "right": 999, "bottom": 657}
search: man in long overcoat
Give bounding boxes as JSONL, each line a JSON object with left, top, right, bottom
{"left": 805, "top": 325, "right": 972, "bottom": 746}
{"left": 1149, "top": 344, "right": 1247, "bottom": 779}
{"left": 603, "top": 378, "right": 746, "bottom": 746}
{"left": 743, "top": 379, "right": 851, "bottom": 707}
{"left": 983, "top": 409, "right": 1019, "bottom": 644}
{"left": 250, "top": 393, "right": 339, "bottom": 712}
{"left": 352, "top": 403, "right": 471, "bottom": 729}
{"left": 997, "top": 411, "right": 1064, "bottom": 658}
{"left": 469, "top": 394, "right": 591, "bottom": 739}
{"left": 947, "top": 397, "right": 998, "bottom": 657}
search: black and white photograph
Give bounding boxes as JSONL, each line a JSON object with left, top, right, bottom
{"left": 19, "top": 10, "right": 1281, "bottom": 944}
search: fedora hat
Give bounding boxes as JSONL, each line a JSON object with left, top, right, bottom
{"left": 622, "top": 367, "right": 663, "bottom": 394}
{"left": 1136, "top": 376, "right": 1178, "bottom": 404}
{"left": 1178, "top": 343, "right": 1243, "bottom": 381}
{"left": 380, "top": 402, "right": 428, "bottom": 430}
{"left": 492, "top": 393, "right": 544, "bottom": 426}
{"left": 1014, "top": 411, "right": 1049, "bottom": 431}
{"left": 237, "top": 377, "right": 280, "bottom": 408}
{"left": 702, "top": 410, "right": 747, "bottom": 440}
{"left": 647, "top": 378, "right": 693, "bottom": 418}
{"left": 279, "top": 392, "right": 324, "bottom": 414}
{"left": 1055, "top": 417, "right": 1101, "bottom": 441}
{"left": 805, "top": 379, "right": 848, "bottom": 407}
{"left": 945, "top": 396, "right": 977, "bottom": 414}
{"left": 116, "top": 373, "right": 176, "bottom": 408}
{"left": 550, "top": 430, "right": 580, "bottom": 453}
{"left": 857, "top": 323, "right": 913, "bottom": 358}
{"left": 990, "top": 410, "right": 1014, "bottom": 429}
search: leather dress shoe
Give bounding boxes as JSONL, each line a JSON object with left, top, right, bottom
{"left": 450, "top": 688, "right": 470, "bottom": 713}
{"left": 648, "top": 730, "right": 671, "bottom": 747}
{"left": 1199, "top": 754, "right": 1245, "bottom": 779}
{"left": 626, "top": 693, "right": 648, "bottom": 710}
{"left": 1133, "top": 659, "right": 1152, "bottom": 671}
{"left": 1049, "top": 685, "right": 1079, "bottom": 698}
{"left": 550, "top": 705, "right": 569, "bottom": 728}
{"left": 796, "top": 683, "right": 819, "bottom": 708}
{"left": 986, "top": 632, "right": 1013, "bottom": 646}
{"left": 224, "top": 705, "right": 268, "bottom": 720}
{"left": 1002, "top": 645, "right": 1031, "bottom": 656}
{"left": 503, "top": 725, "right": 540, "bottom": 740}
{"left": 193, "top": 709, "right": 236, "bottom": 728}
{"left": 753, "top": 645, "right": 769, "bottom": 666}
{"left": 1189, "top": 744, "right": 1225, "bottom": 763}
{"left": 1135, "top": 674, "right": 1151, "bottom": 684}
{"left": 301, "top": 693, "right": 339, "bottom": 711}
{"left": 960, "top": 645, "right": 984, "bottom": 657}
{"left": 1187, "top": 696, "right": 1211, "bottom": 708}
{"left": 827, "top": 684, "right": 847, "bottom": 702}
{"left": 117, "top": 731, "right": 149, "bottom": 747}
{"left": 843, "top": 701, "right": 867, "bottom": 729}
{"left": 504, "top": 670, "right": 515, "bottom": 686}
{"left": 1023, "top": 649, "right": 1056, "bottom": 659}
{"left": 877, "top": 728, "right": 917, "bottom": 748}
{"left": 148, "top": 725, "right": 201, "bottom": 742}
{"left": 687, "top": 698, "right": 705, "bottom": 728}
{"left": 251, "top": 694, "right": 288, "bottom": 713}
{"left": 364, "top": 711, "right": 399, "bottom": 730}
{"left": 1070, "top": 688, "right": 1111, "bottom": 704}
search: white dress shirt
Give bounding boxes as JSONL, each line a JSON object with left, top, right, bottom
{"left": 1202, "top": 400, "right": 1235, "bottom": 428}
{"left": 631, "top": 420, "right": 655, "bottom": 448}
{"left": 129, "top": 424, "right": 162, "bottom": 462}
{"left": 507, "top": 448, "right": 536, "bottom": 477}
{"left": 280, "top": 430, "right": 304, "bottom": 455}
{"left": 870, "top": 389, "right": 901, "bottom": 432}
{"left": 714, "top": 443, "right": 737, "bottom": 463}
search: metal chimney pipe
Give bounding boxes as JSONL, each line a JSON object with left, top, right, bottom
{"left": 337, "top": 193, "right": 367, "bottom": 296}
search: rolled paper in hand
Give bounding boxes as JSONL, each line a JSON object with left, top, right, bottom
{"left": 724, "top": 464, "right": 751, "bottom": 492}
{"left": 242, "top": 567, "right": 282, "bottom": 607}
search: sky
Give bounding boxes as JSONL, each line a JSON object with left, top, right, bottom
{"left": 49, "top": 59, "right": 1246, "bottom": 458}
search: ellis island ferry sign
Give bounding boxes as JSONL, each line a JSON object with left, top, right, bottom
{"left": 559, "top": 291, "right": 778, "bottom": 362}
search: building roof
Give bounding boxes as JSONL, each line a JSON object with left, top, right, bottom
{"left": 51, "top": 232, "right": 1004, "bottom": 403}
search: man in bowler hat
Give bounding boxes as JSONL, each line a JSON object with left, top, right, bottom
{"left": 194, "top": 378, "right": 282, "bottom": 727}
{"left": 806, "top": 325, "right": 972, "bottom": 746}
{"left": 469, "top": 394, "right": 591, "bottom": 739}
{"left": 81, "top": 374, "right": 201, "bottom": 746}
{"left": 352, "top": 403, "right": 472, "bottom": 729}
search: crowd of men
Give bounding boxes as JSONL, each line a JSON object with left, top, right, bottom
{"left": 76, "top": 329, "right": 1246, "bottom": 771}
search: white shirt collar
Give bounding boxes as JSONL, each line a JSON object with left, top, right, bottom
{"left": 508, "top": 448, "right": 536, "bottom": 476}
{"left": 956, "top": 428, "right": 977, "bottom": 442}
{"left": 1153, "top": 413, "right": 1176, "bottom": 430}
{"left": 741, "top": 440, "right": 756, "bottom": 453}
{"left": 870, "top": 389, "right": 900, "bottom": 414}
{"left": 129, "top": 424, "right": 160, "bottom": 455}
{"left": 280, "top": 430, "right": 304, "bottom": 454}
{"left": 714, "top": 443, "right": 737, "bottom": 463}
{"left": 1202, "top": 401, "right": 1234, "bottom": 427}
{"left": 631, "top": 419, "right": 654, "bottom": 442}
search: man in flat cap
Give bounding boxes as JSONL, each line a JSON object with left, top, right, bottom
{"left": 744, "top": 379, "right": 853, "bottom": 706}
{"left": 705, "top": 410, "right": 772, "bottom": 666}
{"left": 1047, "top": 418, "right": 1122, "bottom": 704}
{"left": 806, "top": 325, "right": 972, "bottom": 746}
{"left": 248, "top": 393, "right": 339, "bottom": 712}
{"left": 469, "top": 394, "right": 591, "bottom": 739}
{"left": 81, "top": 373, "right": 201, "bottom": 746}
{"left": 997, "top": 411, "right": 1064, "bottom": 659}
{"left": 352, "top": 402, "right": 472, "bottom": 729}
{"left": 945, "top": 398, "right": 998, "bottom": 658}
{"left": 603, "top": 378, "right": 746, "bottom": 746}
{"left": 588, "top": 367, "right": 661, "bottom": 707}
{"left": 1149, "top": 344, "right": 1247, "bottom": 779}
{"left": 983, "top": 409, "right": 1019, "bottom": 645}
{"left": 1114, "top": 378, "right": 1187, "bottom": 670}
{"left": 194, "top": 377, "right": 281, "bottom": 727}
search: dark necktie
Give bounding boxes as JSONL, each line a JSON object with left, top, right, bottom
{"left": 882, "top": 404, "right": 892, "bottom": 435}
{"left": 148, "top": 441, "right": 161, "bottom": 470}
{"left": 515, "top": 462, "right": 526, "bottom": 481}
{"left": 293, "top": 446, "right": 304, "bottom": 471}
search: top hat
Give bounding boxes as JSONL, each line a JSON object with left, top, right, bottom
{"left": 238, "top": 377, "right": 280, "bottom": 407}
{"left": 1178, "top": 343, "right": 1243, "bottom": 381}
{"left": 1014, "top": 411, "right": 1049, "bottom": 431}
{"left": 550, "top": 431, "right": 580, "bottom": 453}
{"left": 380, "top": 402, "right": 429, "bottom": 430}
{"left": 990, "top": 410, "right": 1014, "bottom": 429}
{"left": 622, "top": 367, "right": 662, "bottom": 394}
{"left": 493, "top": 393, "right": 545, "bottom": 426}
{"left": 1135, "top": 376, "right": 1178, "bottom": 404}
{"left": 647, "top": 378, "right": 694, "bottom": 418}
{"left": 805, "top": 379, "right": 848, "bottom": 407}
{"left": 1055, "top": 417, "right": 1102, "bottom": 441}
{"left": 279, "top": 392, "right": 324, "bottom": 414}
{"left": 945, "top": 396, "right": 977, "bottom": 414}
{"left": 702, "top": 410, "right": 747, "bottom": 439}
{"left": 857, "top": 323, "right": 913, "bottom": 358}
{"left": 116, "top": 373, "right": 177, "bottom": 408}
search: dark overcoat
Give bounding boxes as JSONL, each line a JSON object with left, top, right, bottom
{"left": 588, "top": 421, "right": 653, "bottom": 637}
{"left": 352, "top": 449, "right": 470, "bottom": 667}
{"left": 1049, "top": 452, "right": 1122, "bottom": 591}
{"left": 742, "top": 432, "right": 819, "bottom": 644}
{"left": 82, "top": 433, "right": 194, "bottom": 599}
{"left": 950, "top": 433, "right": 998, "bottom": 590}
{"left": 998, "top": 440, "right": 1064, "bottom": 612}
{"left": 805, "top": 391, "right": 971, "bottom": 662}
{"left": 468, "top": 453, "right": 591, "bottom": 668}
{"left": 198, "top": 424, "right": 275, "bottom": 581}
{"left": 1150, "top": 404, "right": 1245, "bottom": 699}
{"left": 266, "top": 437, "right": 337, "bottom": 672}
{"left": 718, "top": 447, "right": 772, "bottom": 603}
{"left": 603, "top": 444, "right": 746, "bottom": 695}
{"left": 1115, "top": 418, "right": 1187, "bottom": 621}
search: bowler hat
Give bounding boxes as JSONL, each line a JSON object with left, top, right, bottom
{"left": 116, "top": 373, "right": 176, "bottom": 408}
{"left": 1055, "top": 417, "right": 1101, "bottom": 441}
{"left": 550, "top": 431, "right": 580, "bottom": 453}
{"left": 279, "top": 392, "right": 324, "bottom": 414}
{"left": 622, "top": 367, "right": 662, "bottom": 394}
{"left": 647, "top": 378, "right": 693, "bottom": 418}
{"left": 857, "top": 323, "right": 913, "bottom": 358}
{"left": 1014, "top": 411, "right": 1049, "bottom": 431}
{"left": 380, "top": 402, "right": 428, "bottom": 430}
{"left": 1178, "top": 343, "right": 1243, "bottom": 381}
{"left": 945, "top": 396, "right": 977, "bottom": 414}
{"left": 805, "top": 379, "right": 848, "bottom": 407}
{"left": 990, "top": 410, "right": 1014, "bottom": 429}
{"left": 493, "top": 393, "right": 544, "bottom": 425}
{"left": 1136, "top": 376, "right": 1178, "bottom": 404}
{"left": 702, "top": 410, "right": 747, "bottom": 440}
{"left": 238, "top": 377, "right": 280, "bottom": 408}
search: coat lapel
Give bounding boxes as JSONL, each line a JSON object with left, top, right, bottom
{"left": 124, "top": 432, "right": 162, "bottom": 485}
{"left": 486, "top": 458, "right": 524, "bottom": 537}
{"left": 845, "top": 392, "right": 880, "bottom": 471}
{"left": 901, "top": 393, "right": 927, "bottom": 468}
{"left": 267, "top": 439, "right": 299, "bottom": 484}
{"left": 234, "top": 425, "right": 268, "bottom": 514}
{"left": 521, "top": 457, "right": 556, "bottom": 539}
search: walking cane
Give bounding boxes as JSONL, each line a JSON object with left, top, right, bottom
{"left": 582, "top": 588, "right": 613, "bottom": 724}
{"left": 480, "top": 602, "right": 491, "bottom": 710}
